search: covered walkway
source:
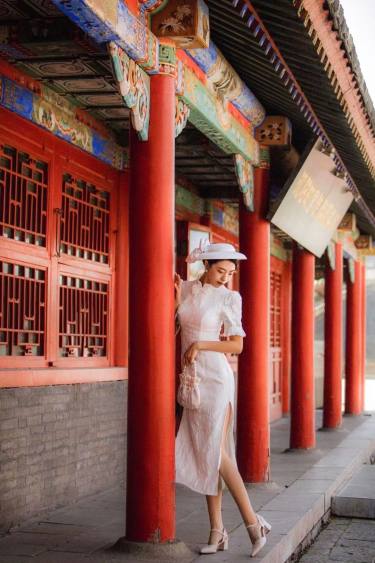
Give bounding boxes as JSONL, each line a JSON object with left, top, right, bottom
{"left": 0, "top": 406, "right": 374, "bottom": 562}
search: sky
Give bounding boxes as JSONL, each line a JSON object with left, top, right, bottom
{"left": 339, "top": 0, "right": 375, "bottom": 105}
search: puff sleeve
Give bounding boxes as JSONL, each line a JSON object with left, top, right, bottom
{"left": 222, "top": 291, "right": 246, "bottom": 337}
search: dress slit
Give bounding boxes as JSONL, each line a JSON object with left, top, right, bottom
{"left": 217, "top": 401, "right": 234, "bottom": 473}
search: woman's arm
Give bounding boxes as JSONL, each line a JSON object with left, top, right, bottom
{"left": 174, "top": 273, "right": 182, "bottom": 311}
{"left": 184, "top": 336, "right": 243, "bottom": 364}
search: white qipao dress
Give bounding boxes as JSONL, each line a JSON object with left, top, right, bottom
{"left": 175, "top": 280, "right": 246, "bottom": 495}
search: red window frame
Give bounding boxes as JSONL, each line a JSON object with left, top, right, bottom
{"left": 0, "top": 108, "right": 124, "bottom": 382}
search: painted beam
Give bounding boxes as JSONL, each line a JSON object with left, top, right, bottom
{"left": 186, "top": 43, "right": 265, "bottom": 128}
{"left": 181, "top": 63, "right": 259, "bottom": 165}
{"left": 50, "top": 0, "right": 159, "bottom": 73}
{"left": 0, "top": 73, "right": 126, "bottom": 169}
{"left": 50, "top": 1, "right": 264, "bottom": 131}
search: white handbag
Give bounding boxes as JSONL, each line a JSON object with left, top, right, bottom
{"left": 177, "top": 361, "right": 201, "bottom": 409}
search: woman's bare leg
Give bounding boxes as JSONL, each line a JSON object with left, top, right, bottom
{"left": 219, "top": 405, "right": 257, "bottom": 526}
{"left": 203, "top": 407, "right": 228, "bottom": 544}
{"left": 205, "top": 486, "right": 224, "bottom": 544}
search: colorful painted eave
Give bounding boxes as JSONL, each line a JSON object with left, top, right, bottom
{"left": 185, "top": 42, "right": 265, "bottom": 128}
{"left": 228, "top": 0, "right": 375, "bottom": 231}
{"left": 50, "top": 0, "right": 264, "bottom": 135}
{"left": 0, "top": 61, "right": 127, "bottom": 170}
{"left": 176, "top": 51, "right": 260, "bottom": 165}
{"left": 294, "top": 0, "right": 375, "bottom": 180}
{"left": 50, "top": 0, "right": 159, "bottom": 73}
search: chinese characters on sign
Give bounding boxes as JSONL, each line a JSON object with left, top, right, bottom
{"left": 270, "top": 140, "right": 354, "bottom": 257}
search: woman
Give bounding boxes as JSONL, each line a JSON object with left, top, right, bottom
{"left": 174, "top": 242, "right": 271, "bottom": 558}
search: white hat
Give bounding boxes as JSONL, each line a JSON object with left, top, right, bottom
{"left": 186, "top": 242, "right": 247, "bottom": 263}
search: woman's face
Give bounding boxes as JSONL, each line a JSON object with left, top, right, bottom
{"left": 204, "top": 260, "right": 236, "bottom": 287}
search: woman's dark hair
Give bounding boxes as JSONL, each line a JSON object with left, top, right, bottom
{"left": 205, "top": 259, "right": 238, "bottom": 268}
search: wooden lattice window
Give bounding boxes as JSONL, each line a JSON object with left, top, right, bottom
{"left": 270, "top": 271, "right": 282, "bottom": 347}
{"left": 59, "top": 274, "right": 108, "bottom": 358}
{"left": 60, "top": 173, "right": 110, "bottom": 263}
{"left": 0, "top": 143, "right": 48, "bottom": 246}
{"left": 0, "top": 260, "right": 46, "bottom": 356}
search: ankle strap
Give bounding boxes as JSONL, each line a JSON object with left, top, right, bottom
{"left": 210, "top": 528, "right": 225, "bottom": 534}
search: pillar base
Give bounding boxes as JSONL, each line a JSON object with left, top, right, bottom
{"left": 318, "top": 425, "right": 343, "bottom": 432}
{"left": 284, "top": 446, "right": 316, "bottom": 453}
{"left": 108, "top": 537, "right": 192, "bottom": 559}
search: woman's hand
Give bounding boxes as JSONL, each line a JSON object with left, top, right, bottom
{"left": 184, "top": 342, "right": 200, "bottom": 365}
{"left": 174, "top": 272, "right": 182, "bottom": 309}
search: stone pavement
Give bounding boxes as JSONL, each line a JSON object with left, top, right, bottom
{"left": 299, "top": 518, "right": 375, "bottom": 563}
{"left": 0, "top": 412, "right": 374, "bottom": 563}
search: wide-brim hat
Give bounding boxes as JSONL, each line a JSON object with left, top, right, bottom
{"left": 186, "top": 242, "right": 247, "bottom": 263}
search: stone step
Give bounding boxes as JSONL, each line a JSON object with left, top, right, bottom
{"left": 331, "top": 464, "right": 375, "bottom": 519}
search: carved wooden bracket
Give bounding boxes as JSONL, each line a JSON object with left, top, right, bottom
{"left": 108, "top": 41, "right": 150, "bottom": 141}
{"left": 255, "top": 116, "right": 292, "bottom": 147}
{"left": 175, "top": 97, "right": 190, "bottom": 138}
{"left": 151, "top": 0, "right": 210, "bottom": 49}
{"left": 234, "top": 154, "right": 254, "bottom": 212}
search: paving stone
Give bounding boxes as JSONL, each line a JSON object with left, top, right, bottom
{"left": 301, "top": 467, "right": 349, "bottom": 481}
{"left": 343, "top": 521, "right": 375, "bottom": 542}
{"left": 301, "top": 518, "right": 375, "bottom": 563}
{"left": 299, "top": 554, "right": 330, "bottom": 562}
{"left": 0, "top": 558, "right": 33, "bottom": 563}
{"left": 329, "top": 538, "right": 375, "bottom": 562}
{"left": 20, "top": 522, "right": 88, "bottom": 536}
{"left": 1, "top": 531, "right": 68, "bottom": 547}
{"left": 0, "top": 540, "right": 47, "bottom": 557}
{"left": 36, "top": 551, "right": 87, "bottom": 562}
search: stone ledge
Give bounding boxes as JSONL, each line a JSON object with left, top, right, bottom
{"left": 255, "top": 417, "right": 375, "bottom": 563}
{"left": 332, "top": 464, "right": 375, "bottom": 519}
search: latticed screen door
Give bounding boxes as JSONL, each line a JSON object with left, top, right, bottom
{"left": 56, "top": 168, "right": 113, "bottom": 361}
{"left": 0, "top": 261, "right": 46, "bottom": 357}
{"left": 0, "top": 113, "right": 118, "bottom": 370}
{"left": 58, "top": 273, "right": 109, "bottom": 359}
{"left": 0, "top": 144, "right": 48, "bottom": 246}
{"left": 0, "top": 141, "right": 49, "bottom": 363}
{"left": 270, "top": 258, "right": 283, "bottom": 421}
{"left": 60, "top": 174, "right": 110, "bottom": 263}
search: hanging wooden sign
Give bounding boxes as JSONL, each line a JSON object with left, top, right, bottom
{"left": 269, "top": 139, "right": 354, "bottom": 258}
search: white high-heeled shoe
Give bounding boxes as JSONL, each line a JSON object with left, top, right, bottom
{"left": 246, "top": 514, "right": 272, "bottom": 557}
{"left": 200, "top": 528, "right": 229, "bottom": 554}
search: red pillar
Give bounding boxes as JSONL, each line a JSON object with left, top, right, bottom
{"left": 282, "top": 260, "right": 292, "bottom": 415}
{"left": 290, "top": 244, "right": 316, "bottom": 449}
{"left": 323, "top": 243, "right": 343, "bottom": 428}
{"left": 237, "top": 166, "right": 270, "bottom": 482}
{"left": 114, "top": 171, "right": 129, "bottom": 367}
{"left": 361, "top": 262, "right": 367, "bottom": 410}
{"left": 126, "top": 73, "right": 175, "bottom": 542}
{"left": 345, "top": 260, "right": 362, "bottom": 415}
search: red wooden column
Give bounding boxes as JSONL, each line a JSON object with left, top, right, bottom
{"left": 114, "top": 171, "right": 129, "bottom": 368}
{"left": 282, "top": 260, "right": 292, "bottom": 415}
{"left": 237, "top": 165, "right": 270, "bottom": 482}
{"left": 361, "top": 262, "right": 367, "bottom": 410}
{"left": 323, "top": 243, "right": 343, "bottom": 428}
{"left": 290, "top": 244, "right": 316, "bottom": 449}
{"left": 345, "top": 260, "right": 362, "bottom": 415}
{"left": 126, "top": 70, "right": 176, "bottom": 542}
